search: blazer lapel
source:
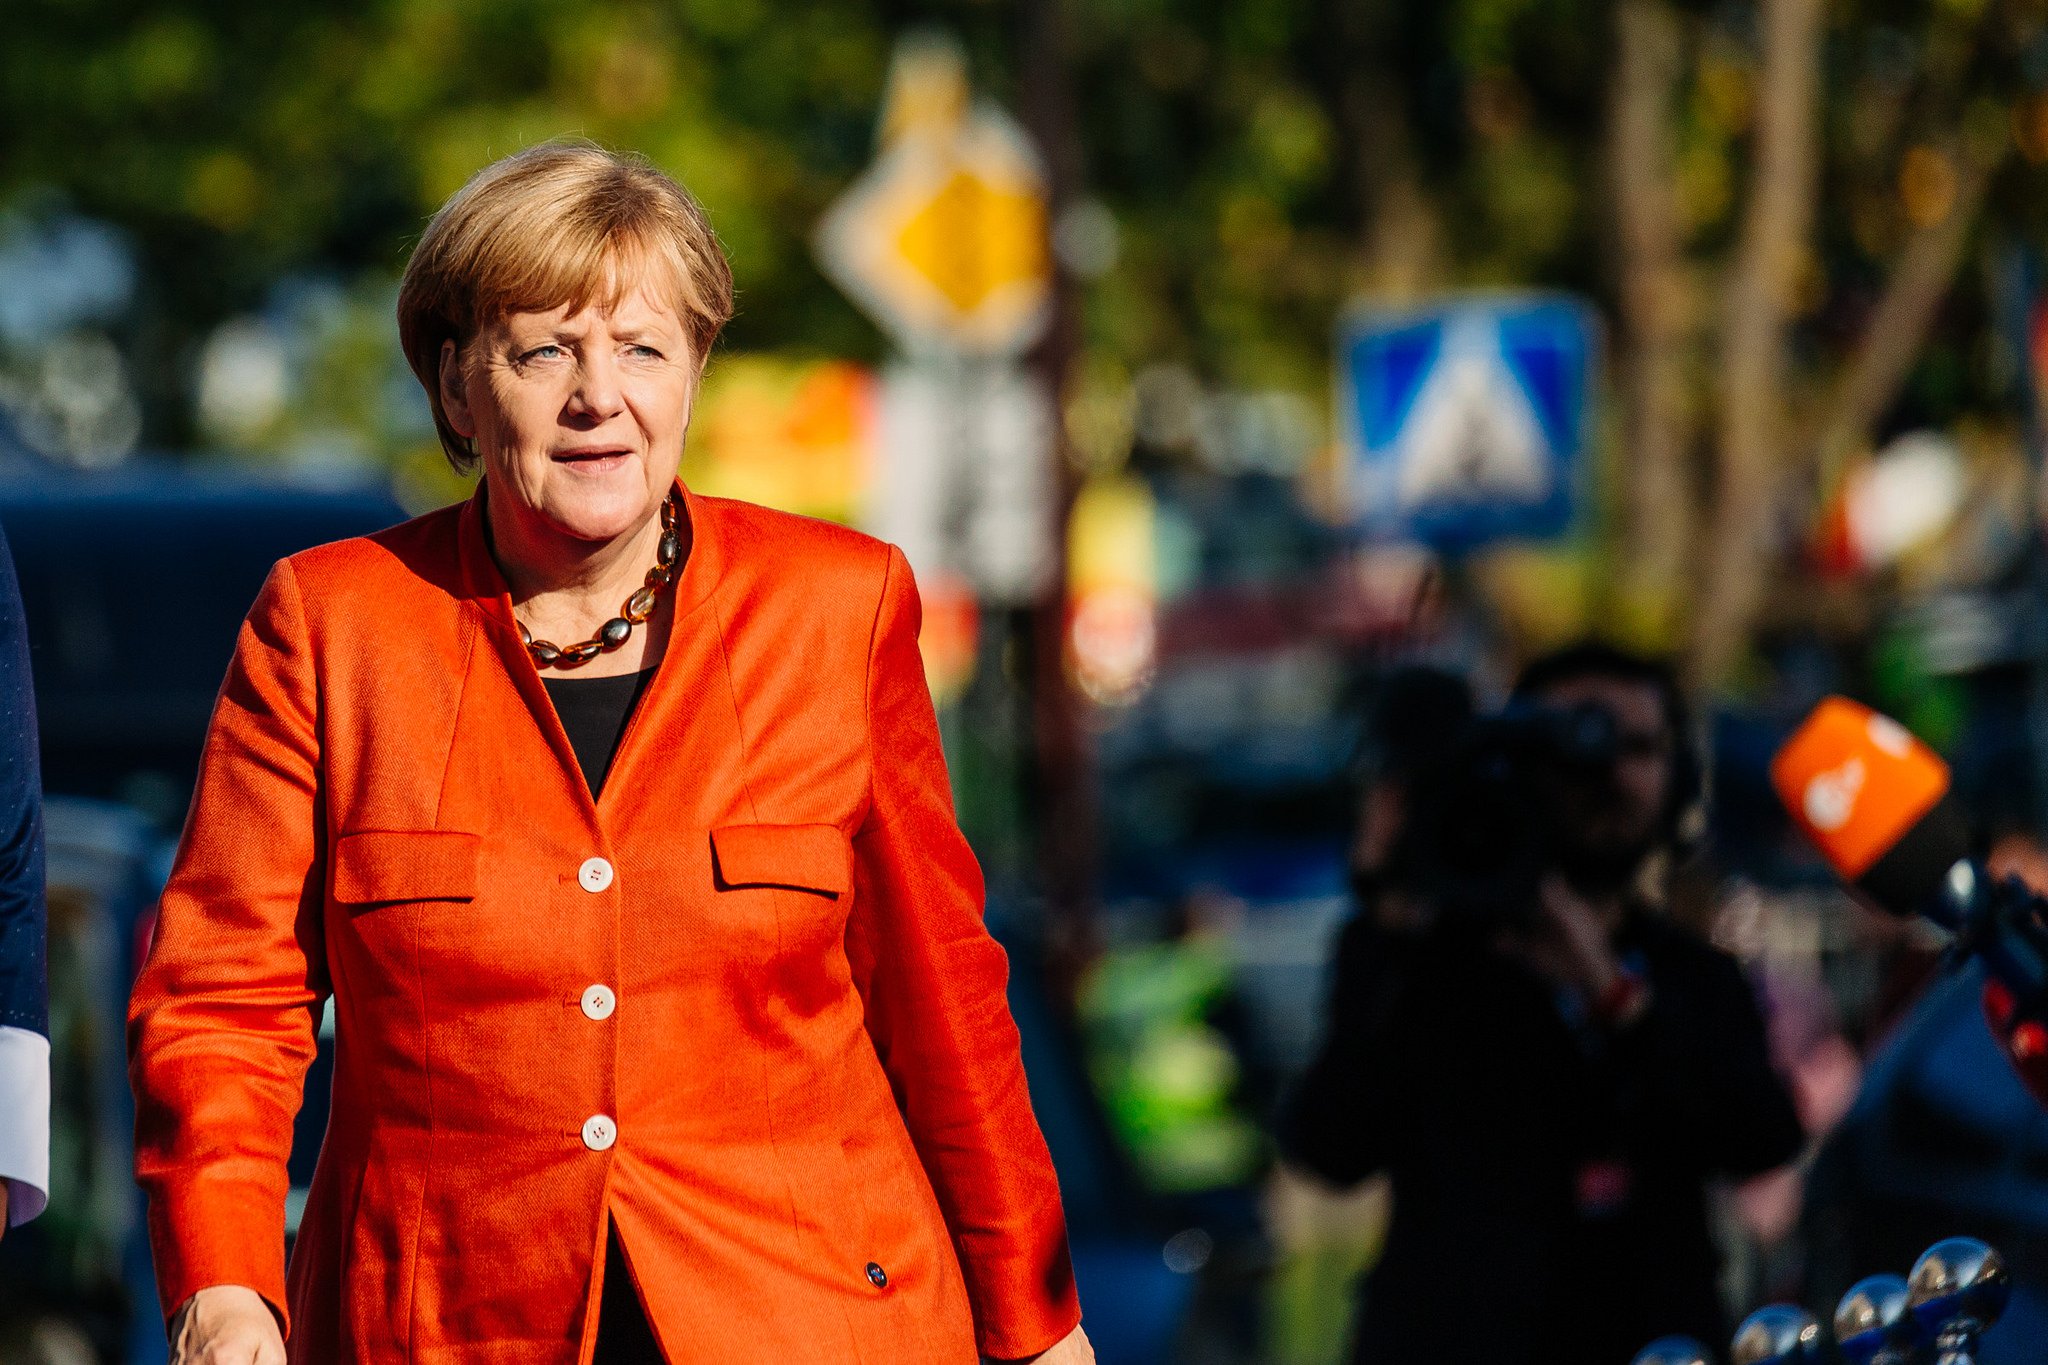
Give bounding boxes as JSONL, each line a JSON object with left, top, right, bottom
{"left": 447, "top": 479, "right": 736, "bottom": 829}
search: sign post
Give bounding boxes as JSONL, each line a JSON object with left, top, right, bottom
{"left": 815, "top": 32, "right": 1056, "bottom": 613}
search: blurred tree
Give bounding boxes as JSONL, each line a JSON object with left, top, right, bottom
{"left": 9, "top": 0, "right": 2048, "bottom": 690}
{"left": 1692, "top": 0, "right": 1826, "bottom": 687}
{"left": 1610, "top": 0, "right": 1693, "bottom": 647}
{"left": 2, "top": 0, "right": 927, "bottom": 446}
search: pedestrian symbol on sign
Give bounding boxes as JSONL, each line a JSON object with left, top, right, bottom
{"left": 1338, "top": 295, "right": 1599, "bottom": 552}
{"left": 1395, "top": 313, "right": 1551, "bottom": 507}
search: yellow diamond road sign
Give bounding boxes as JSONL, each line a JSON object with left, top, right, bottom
{"left": 816, "top": 108, "right": 1051, "bottom": 357}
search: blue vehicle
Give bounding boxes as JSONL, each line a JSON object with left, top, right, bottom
{"left": 0, "top": 461, "right": 409, "bottom": 803}
{"left": 1805, "top": 964, "right": 2048, "bottom": 1364}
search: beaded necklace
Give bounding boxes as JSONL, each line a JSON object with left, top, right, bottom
{"left": 517, "top": 492, "right": 682, "bottom": 668}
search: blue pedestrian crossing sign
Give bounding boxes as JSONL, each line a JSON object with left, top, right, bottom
{"left": 1337, "top": 294, "right": 1599, "bottom": 552}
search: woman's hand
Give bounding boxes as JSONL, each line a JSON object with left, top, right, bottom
{"left": 995, "top": 1324, "right": 1096, "bottom": 1365}
{"left": 168, "top": 1285, "right": 285, "bottom": 1365}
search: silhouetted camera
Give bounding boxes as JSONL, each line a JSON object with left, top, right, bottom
{"left": 1398, "top": 701, "right": 1623, "bottom": 933}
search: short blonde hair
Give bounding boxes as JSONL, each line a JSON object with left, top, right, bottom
{"left": 397, "top": 141, "right": 734, "bottom": 470}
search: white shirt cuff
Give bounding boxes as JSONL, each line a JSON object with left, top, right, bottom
{"left": 0, "top": 1024, "right": 50, "bottom": 1225}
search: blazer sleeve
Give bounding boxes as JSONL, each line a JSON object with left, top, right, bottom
{"left": 844, "top": 546, "right": 1081, "bottom": 1361}
{"left": 128, "top": 558, "right": 329, "bottom": 1330}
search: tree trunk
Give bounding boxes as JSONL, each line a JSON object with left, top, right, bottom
{"left": 1811, "top": 140, "right": 2001, "bottom": 483}
{"left": 1690, "top": 0, "right": 1827, "bottom": 689}
{"left": 1609, "top": 0, "right": 1693, "bottom": 647}
{"left": 1339, "top": 7, "right": 1439, "bottom": 303}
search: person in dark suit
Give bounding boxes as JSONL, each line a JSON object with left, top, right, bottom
{"left": 0, "top": 521, "right": 49, "bottom": 1242}
{"left": 1285, "top": 645, "right": 1802, "bottom": 1365}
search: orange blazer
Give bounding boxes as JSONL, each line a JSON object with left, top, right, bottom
{"left": 127, "top": 485, "right": 1080, "bottom": 1364}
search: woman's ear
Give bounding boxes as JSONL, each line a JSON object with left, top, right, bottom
{"left": 439, "top": 339, "right": 477, "bottom": 439}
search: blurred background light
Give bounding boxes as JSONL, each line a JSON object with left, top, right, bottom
{"left": 1054, "top": 199, "right": 1121, "bottom": 280}
{"left": 194, "top": 318, "right": 288, "bottom": 448}
{"left": 0, "top": 215, "right": 133, "bottom": 350}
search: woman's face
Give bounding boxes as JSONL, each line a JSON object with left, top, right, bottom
{"left": 442, "top": 276, "right": 696, "bottom": 546}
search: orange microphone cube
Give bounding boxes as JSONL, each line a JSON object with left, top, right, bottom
{"left": 1769, "top": 696, "right": 1952, "bottom": 882}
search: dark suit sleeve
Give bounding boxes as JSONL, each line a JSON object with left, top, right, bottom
{"left": 1281, "top": 915, "right": 1409, "bottom": 1187}
{"left": 844, "top": 546, "right": 1080, "bottom": 1361}
{"left": 0, "top": 522, "right": 49, "bottom": 1225}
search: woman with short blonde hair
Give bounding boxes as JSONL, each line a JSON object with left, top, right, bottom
{"left": 131, "top": 141, "right": 1091, "bottom": 1365}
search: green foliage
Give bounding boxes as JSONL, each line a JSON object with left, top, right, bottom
{"left": 9, "top": 0, "right": 2048, "bottom": 461}
{"left": 1871, "top": 620, "right": 1970, "bottom": 753}
{"left": 3, "top": 0, "right": 931, "bottom": 446}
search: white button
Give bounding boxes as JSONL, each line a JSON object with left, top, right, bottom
{"left": 581, "top": 984, "right": 617, "bottom": 1021}
{"left": 578, "top": 857, "right": 614, "bottom": 893}
{"left": 582, "top": 1115, "right": 617, "bottom": 1151}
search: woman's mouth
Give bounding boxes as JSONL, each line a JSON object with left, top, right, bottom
{"left": 552, "top": 448, "right": 634, "bottom": 470}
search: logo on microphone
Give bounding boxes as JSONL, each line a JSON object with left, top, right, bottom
{"left": 1866, "top": 714, "right": 1915, "bottom": 758}
{"left": 1771, "top": 697, "right": 1953, "bottom": 879}
{"left": 1804, "top": 757, "right": 1866, "bottom": 832}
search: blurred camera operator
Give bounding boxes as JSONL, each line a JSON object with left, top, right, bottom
{"left": 1283, "top": 643, "right": 1802, "bottom": 1365}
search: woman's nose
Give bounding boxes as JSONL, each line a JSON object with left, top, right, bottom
{"left": 566, "top": 350, "right": 626, "bottom": 423}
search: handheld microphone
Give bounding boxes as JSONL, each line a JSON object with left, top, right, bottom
{"left": 1772, "top": 697, "right": 2048, "bottom": 1108}
{"left": 1768, "top": 697, "right": 1973, "bottom": 925}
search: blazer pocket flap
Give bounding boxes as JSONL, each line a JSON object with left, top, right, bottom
{"left": 711, "top": 824, "right": 851, "bottom": 898}
{"left": 334, "top": 830, "right": 481, "bottom": 904}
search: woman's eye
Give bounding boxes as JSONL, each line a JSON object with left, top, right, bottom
{"left": 627, "top": 344, "right": 663, "bottom": 359}
{"left": 521, "top": 345, "right": 563, "bottom": 362}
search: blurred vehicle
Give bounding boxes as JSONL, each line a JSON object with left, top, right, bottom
{"left": 1805, "top": 964, "right": 2048, "bottom": 1365}
{"left": 0, "top": 461, "right": 408, "bottom": 809}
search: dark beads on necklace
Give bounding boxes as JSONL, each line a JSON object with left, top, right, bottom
{"left": 518, "top": 493, "right": 682, "bottom": 669}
